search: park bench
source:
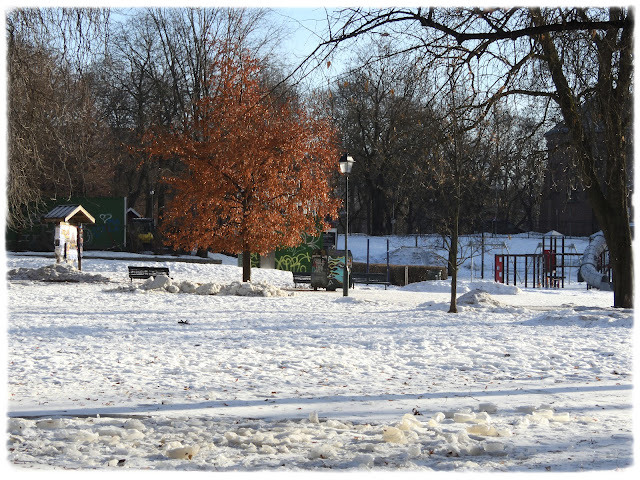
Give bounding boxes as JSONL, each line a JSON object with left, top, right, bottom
{"left": 128, "top": 266, "right": 170, "bottom": 281}
{"left": 293, "top": 271, "right": 390, "bottom": 289}
{"left": 292, "top": 272, "right": 311, "bottom": 287}
{"left": 351, "top": 272, "right": 391, "bottom": 289}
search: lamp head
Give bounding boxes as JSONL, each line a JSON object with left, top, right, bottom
{"left": 339, "top": 153, "right": 355, "bottom": 175}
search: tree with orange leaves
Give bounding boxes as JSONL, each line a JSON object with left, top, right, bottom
{"left": 144, "top": 44, "right": 341, "bottom": 282}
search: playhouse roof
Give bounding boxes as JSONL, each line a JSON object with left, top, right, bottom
{"left": 127, "top": 207, "right": 143, "bottom": 218}
{"left": 43, "top": 204, "right": 95, "bottom": 224}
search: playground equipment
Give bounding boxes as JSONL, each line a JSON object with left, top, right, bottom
{"left": 578, "top": 231, "right": 613, "bottom": 291}
{"left": 494, "top": 234, "right": 582, "bottom": 288}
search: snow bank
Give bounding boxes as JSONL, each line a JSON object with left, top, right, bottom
{"left": 523, "top": 306, "right": 633, "bottom": 328}
{"left": 7, "top": 263, "right": 110, "bottom": 283}
{"left": 401, "top": 280, "right": 468, "bottom": 293}
{"left": 110, "top": 274, "right": 291, "bottom": 297}
{"left": 401, "top": 279, "right": 520, "bottom": 296}
{"left": 387, "top": 246, "right": 446, "bottom": 267}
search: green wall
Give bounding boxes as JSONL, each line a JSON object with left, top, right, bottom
{"left": 238, "top": 232, "right": 325, "bottom": 272}
{"left": 274, "top": 232, "right": 323, "bottom": 272}
{"left": 6, "top": 197, "right": 126, "bottom": 251}
{"left": 73, "top": 197, "right": 126, "bottom": 250}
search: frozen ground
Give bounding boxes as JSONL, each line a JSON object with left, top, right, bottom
{"left": 3, "top": 234, "right": 636, "bottom": 474}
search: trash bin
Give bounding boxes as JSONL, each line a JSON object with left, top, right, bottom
{"left": 311, "top": 250, "right": 329, "bottom": 290}
{"left": 326, "top": 249, "right": 353, "bottom": 291}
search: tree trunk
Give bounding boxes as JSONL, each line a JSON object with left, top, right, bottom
{"left": 448, "top": 204, "right": 459, "bottom": 313}
{"left": 370, "top": 185, "right": 387, "bottom": 235}
{"left": 586, "top": 184, "right": 633, "bottom": 308}
{"left": 607, "top": 226, "right": 633, "bottom": 309}
{"left": 531, "top": 8, "right": 633, "bottom": 308}
{"left": 242, "top": 249, "right": 251, "bottom": 282}
{"left": 448, "top": 233, "right": 458, "bottom": 313}
{"left": 447, "top": 241, "right": 456, "bottom": 277}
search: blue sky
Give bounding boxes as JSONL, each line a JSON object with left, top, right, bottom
{"left": 271, "top": 8, "right": 338, "bottom": 63}
{"left": 269, "top": 7, "right": 348, "bottom": 87}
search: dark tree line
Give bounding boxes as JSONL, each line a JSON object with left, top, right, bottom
{"left": 327, "top": 39, "right": 547, "bottom": 240}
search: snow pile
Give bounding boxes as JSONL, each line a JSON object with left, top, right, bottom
{"left": 7, "top": 405, "right": 604, "bottom": 470}
{"left": 388, "top": 246, "right": 446, "bottom": 267}
{"left": 524, "top": 307, "right": 633, "bottom": 328}
{"left": 402, "top": 280, "right": 469, "bottom": 293}
{"left": 7, "top": 263, "right": 111, "bottom": 283}
{"left": 457, "top": 289, "right": 505, "bottom": 308}
{"left": 165, "top": 445, "right": 201, "bottom": 460}
{"left": 134, "top": 274, "right": 290, "bottom": 297}
{"left": 468, "top": 281, "right": 521, "bottom": 295}
{"left": 216, "top": 281, "right": 290, "bottom": 297}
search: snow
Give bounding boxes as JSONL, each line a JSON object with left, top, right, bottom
{"left": 3, "top": 233, "right": 636, "bottom": 474}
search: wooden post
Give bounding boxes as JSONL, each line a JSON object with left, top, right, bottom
{"left": 505, "top": 254, "right": 509, "bottom": 285}
{"left": 386, "top": 239, "right": 390, "bottom": 284}
{"left": 78, "top": 224, "right": 84, "bottom": 271}
{"left": 481, "top": 232, "right": 485, "bottom": 279}
{"left": 366, "top": 238, "right": 370, "bottom": 274}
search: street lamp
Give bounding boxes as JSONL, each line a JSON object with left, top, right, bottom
{"left": 339, "top": 153, "right": 355, "bottom": 296}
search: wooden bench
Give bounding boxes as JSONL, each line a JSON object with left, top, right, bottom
{"left": 293, "top": 271, "right": 391, "bottom": 289}
{"left": 545, "top": 274, "right": 566, "bottom": 288}
{"left": 128, "top": 266, "right": 170, "bottom": 281}
{"left": 292, "top": 272, "right": 311, "bottom": 287}
{"left": 351, "top": 272, "right": 391, "bottom": 289}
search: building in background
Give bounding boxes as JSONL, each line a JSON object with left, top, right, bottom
{"left": 539, "top": 114, "right": 633, "bottom": 237}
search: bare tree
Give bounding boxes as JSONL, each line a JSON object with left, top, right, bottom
{"left": 7, "top": 8, "right": 112, "bottom": 229}
{"left": 327, "top": 40, "right": 441, "bottom": 235}
{"left": 489, "top": 105, "right": 547, "bottom": 233}
{"left": 432, "top": 67, "right": 490, "bottom": 313}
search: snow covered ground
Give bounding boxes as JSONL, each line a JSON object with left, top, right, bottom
{"left": 3, "top": 234, "right": 635, "bottom": 473}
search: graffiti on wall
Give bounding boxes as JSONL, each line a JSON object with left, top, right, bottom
{"left": 327, "top": 255, "right": 345, "bottom": 283}
{"left": 274, "top": 232, "right": 323, "bottom": 272}
{"left": 275, "top": 251, "right": 312, "bottom": 272}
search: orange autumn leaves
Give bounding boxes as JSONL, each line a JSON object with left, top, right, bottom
{"left": 143, "top": 44, "right": 340, "bottom": 259}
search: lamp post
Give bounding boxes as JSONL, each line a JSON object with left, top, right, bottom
{"left": 150, "top": 189, "right": 155, "bottom": 228}
{"left": 339, "top": 154, "right": 355, "bottom": 296}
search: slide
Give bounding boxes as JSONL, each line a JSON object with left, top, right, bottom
{"left": 579, "top": 231, "right": 613, "bottom": 291}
